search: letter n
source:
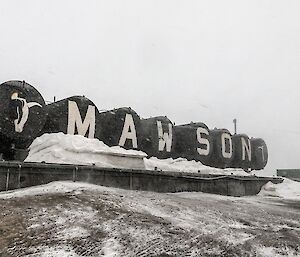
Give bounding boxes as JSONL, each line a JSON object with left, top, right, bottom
{"left": 241, "top": 137, "right": 251, "bottom": 161}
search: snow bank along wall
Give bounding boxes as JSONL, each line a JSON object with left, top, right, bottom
{"left": 0, "top": 162, "right": 283, "bottom": 196}
{"left": 0, "top": 80, "right": 268, "bottom": 172}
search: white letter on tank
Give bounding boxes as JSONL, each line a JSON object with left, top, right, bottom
{"left": 221, "top": 133, "right": 232, "bottom": 158}
{"left": 67, "top": 100, "right": 95, "bottom": 138}
{"left": 118, "top": 113, "right": 138, "bottom": 148}
{"left": 197, "top": 127, "right": 210, "bottom": 156}
{"left": 241, "top": 137, "right": 251, "bottom": 161}
{"left": 157, "top": 121, "right": 172, "bottom": 152}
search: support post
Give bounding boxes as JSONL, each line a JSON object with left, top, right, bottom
{"left": 130, "top": 172, "right": 133, "bottom": 190}
{"left": 18, "top": 164, "right": 22, "bottom": 189}
{"left": 6, "top": 169, "right": 10, "bottom": 191}
{"left": 73, "top": 166, "right": 78, "bottom": 182}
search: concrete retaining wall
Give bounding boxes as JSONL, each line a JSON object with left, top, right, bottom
{"left": 0, "top": 162, "right": 283, "bottom": 196}
{"left": 277, "top": 169, "right": 300, "bottom": 182}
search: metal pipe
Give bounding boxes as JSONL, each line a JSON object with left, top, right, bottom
{"left": 233, "top": 118, "right": 237, "bottom": 134}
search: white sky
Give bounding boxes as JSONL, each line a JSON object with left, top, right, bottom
{"left": 1, "top": 0, "right": 300, "bottom": 175}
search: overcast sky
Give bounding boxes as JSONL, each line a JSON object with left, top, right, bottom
{"left": 0, "top": 0, "right": 299, "bottom": 175}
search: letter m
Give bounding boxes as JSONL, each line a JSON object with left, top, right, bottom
{"left": 67, "top": 100, "right": 95, "bottom": 138}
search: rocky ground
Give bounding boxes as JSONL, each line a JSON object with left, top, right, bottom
{"left": 0, "top": 181, "right": 299, "bottom": 257}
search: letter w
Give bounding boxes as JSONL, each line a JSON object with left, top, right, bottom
{"left": 157, "top": 121, "right": 172, "bottom": 152}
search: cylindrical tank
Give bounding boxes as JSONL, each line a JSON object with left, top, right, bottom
{"left": 173, "top": 122, "right": 213, "bottom": 165}
{"left": 250, "top": 138, "right": 268, "bottom": 170}
{"left": 209, "top": 129, "right": 235, "bottom": 168}
{"left": 231, "top": 134, "right": 252, "bottom": 171}
{"left": 42, "top": 96, "right": 99, "bottom": 139}
{"left": 0, "top": 80, "right": 46, "bottom": 151}
{"left": 97, "top": 107, "right": 142, "bottom": 150}
{"left": 140, "top": 116, "right": 175, "bottom": 159}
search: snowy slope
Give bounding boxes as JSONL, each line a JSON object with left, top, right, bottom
{"left": 0, "top": 181, "right": 299, "bottom": 257}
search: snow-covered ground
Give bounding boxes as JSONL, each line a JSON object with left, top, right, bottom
{"left": 0, "top": 180, "right": 299, "bottom": 257}
{"left": 15, "top": 133, "right": 300, "bottom": 256}
{"left": 25, "top": 133, "right": 264, "bottom": 176}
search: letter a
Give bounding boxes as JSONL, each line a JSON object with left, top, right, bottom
{"left": 118, "top": 114, "right": 138, "bottom": 148}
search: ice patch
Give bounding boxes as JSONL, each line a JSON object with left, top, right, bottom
{"left": 101, "top": 238, "right": 121, "bottom": 257}
{"left": 256, "top": 246, "right": 299, "bottom": 257}
{"left": 56, "top": 227, "right": 90, "bottom": 240}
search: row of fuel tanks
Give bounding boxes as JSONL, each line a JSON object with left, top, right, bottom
{"left": 0, "top": 81, "right": 268, "bottom": 171}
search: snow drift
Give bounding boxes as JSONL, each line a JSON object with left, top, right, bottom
{"left": 26, "top": 133, "right": 254, "bottom": 176}
{"left": 144, "top": 156, "right": 249, "bottom": 176}
{"left": 25, "top": 133, "right": 147, "bottom": 169}
{"left": 259, "top": 178, "right": 300, "bottom": 200}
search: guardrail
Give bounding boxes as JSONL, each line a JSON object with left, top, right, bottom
{"left": 0, "top": 161, "right": 283, "bottom": 196}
